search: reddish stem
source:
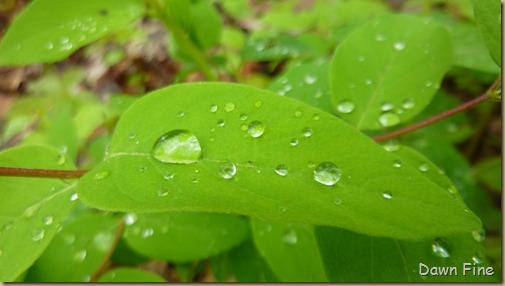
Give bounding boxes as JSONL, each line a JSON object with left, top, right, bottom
{"left": 0, "top": 167, "right": 87, "bottom": 179}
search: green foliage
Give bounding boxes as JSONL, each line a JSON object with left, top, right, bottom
{"left": 0, "top": 0, "right": 501, "bottom": 282}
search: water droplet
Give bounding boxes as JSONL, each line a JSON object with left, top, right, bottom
{"left": 192, "top": 176, "right": 199, "bottom": 184}
{"left": 240, "top": 114, "right": 248, "bottom": 121}
{"left": 157, "top": 188, "right": 169, "bottom": 197}
{"left": 365, "top": 79, "right": 373, "bottom": 85}
{"left": 224, "top": 102, "right": 235, "bottom": 112}
{"left": 447, "top": 185, "right": 458, "bottom": 194}
{"left": 307, "top": 161, "right": 316, "bottom": 168}
{"left": 418, "top": 163, "right": 429, "bottom": 172}
{"left": 283, "top": 229, "right": 298, "bottom": 245}
{"left": 93, "top": 171, "right": 110, "bottom": 180}
{"left": 210, "top": 105, "right": 218, "bottom": 112}
{"left": 375, "top": 33, "right": 387, "bottom": 41}
{"left": 56, "top": 154, "right": 66, "bottom": 166}
{"left": 290, "top": 138, "right": 299, "bottom": 146}
{"left": 74, "top": 250, "right": 87, "bottom": 262}
{"left": 178, "top": 111, "right": 185, "bottom": 117}
{"left": 379, "top": 112, "right": 400, "bottom": 127}
{"left": 139, "top": 165, "right": 148, "bottom": 172}
{"left": 254, "top": 101, "right": 263, "bottom": 108}
{"left": 383, "top": 140, "right": 401, "bottom": 152}
{"left": 124, "top": 213, "right": 137, "bottom": 225}
{"left": 393, "top": 42, "right": 405, "bottom": 51}
{"left": 314, "top": 162, "right": 341, "bottom": 186}
{"left": 472, "top": 252, "right": 484, "bottom": 264}
{"left": 43, "top": 215, "right": 54, "bottom": 226}
{"left": 393, "top": 160, "right": 402, "bottom": 168}
{"left": 402, "top": 98, "right": 415, "bottom": 110}
{"left": 380, "top": 102, "right": 394, "bottom": 111}
{"left": 304, "top": 74, "right": 317, "bottom": 84}
{"left": 333, "top": 197, "right": 342, "bottom": 205}
{"left": 152, "top": 130, "right": 202, "bottom": 164}
{"left": 61, "top": 37, "right": 70, "bottom": 44}
{"left": 302, "top": 127, "right": 313, "bottom": 137}
{"left": 45, "top": 42, "right": 54, "bottom": 50}
{"left": 32, "top": 228, "right": 45, "bottom": 241}
{"left": 22, "top": 205, "right": 38, "bottom": 219}
{"left": 141, "top": 228, "right": 154, "bottom": 238}
{"left": 313, "top": 114, "right": 320, "bottom": 121}
{"left": 163, "top": 171, "right": 174, "bottom": 180}
{"left": 383, "top": 190, "right": 393, "bottom": 199}
{"left": 337, "top": 100, "right": 355, "bottom": 113}
{"left": 294, "top": 110, "right": 303, "bottom": 118}
{"left": 358, "top": 55, "right": 365, "bottom": 62}
{"left": 431, "top": 238, "right": 450, "bottom": 258}
{"left": 247, "top": 121, "right": 265, "bottom": 138}
{"left": 240, "top": 123, "right": 248, "bottom": 131}
{"left": 425, "top": 81, "right": 433, "bottom": 87}
{"left": 70, "top": 193, "right": 79, "bottom": 201}
{"left": 472, "top": 229, "right": 486, "bottom": 242}
{"left": 217, "top": 119, "right": 225, "bottom": 126}
{"left": 128, "top": 132, "right": 136, "bottom": 140}
{"left": 275, "top": 164, "right": 289, "bottom": 176}
{"left": 63, "top": 233, "right": 76, "bottom": 245}
{"left": 219, "top": 162, "right": 237, "bottom": 179}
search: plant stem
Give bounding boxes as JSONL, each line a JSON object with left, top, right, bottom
{"left": 373, "top": 76, "right": 501, "bottom": 142}
{"left": 90, "top": 220, "right": 125, "bottom": 282}
{"left": 0, "top": 167, "right": 86, "bottom": 179}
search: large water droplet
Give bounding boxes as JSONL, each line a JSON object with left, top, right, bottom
{"left": 283, "top": 229, "right": 298, "bottom": 245}
{"left": 383, "top": 140, "right": 401, "bottom": 152}
{"left": 247, "top": 121, "right": 265, "bottom": 138}
{"left": 393, "top": 42, "right": 405, "bottom": 51}
{"left": 379, "top": 112, "right": 400, "bottom": 127}
{"left": 219, "top": 162, "right": 237, "bottom": 179}
{"left": 431, "top": 238, "right": 450, "bottom": 258}
{"left": 314, "top": 162, "right": 341, "bottom": 186}
{"left": 337, "top": 100, "right": 355, "bottom": 113}
{"left": 32, "top": 228, "right": 45, "bottom": 241}
{"left": 124, "top": 213, "right": 137, "bottom": 225}
{"left": 472, "top": 229, "right": 486, "bottom": 242}
{"left": 93, "top": 171, "right": 110, "bottom": 180}
{"left": 152, "top": 130, "right": 202, "bottom": 164}
{"left": 74, "top": 250, "right": 87, "bottom": 262}
{"left": 275, "top": 164, "right": 289, "bottom": 176}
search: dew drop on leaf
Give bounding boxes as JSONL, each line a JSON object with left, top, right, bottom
{"left": 55, "top": 154, "right": 66, "bottom": 166}
{"left": 294, "top": 110, "right": 303, "bottom": 118}
{"left": 358, "top": 55, "right": 365, "bottom": 62}
{"left": 380, "top": 102, "right": 394, "bottom": 111}
{"left": 219, "top": 162, "right": 237, "bottom": 179}
{"left": 157, "top": 188, "right": 169, "bottom": 197}
{"left": 304, "top": 74, "right": 317, "bottom": 85}
{"left": 73, "top": 250, "right": 87, "bottom": 262}
{"left": 431, "top": 238, "right": 450, "bottom": 258}
{"left": 290, "top": 138, "right": 299, "bottom": 146}
{"left": 383, "top": 140, "right": 401, "bottom": 152}
{"left": 178, "top": 111, "right": 185, "bottom": 117}
{"left": 337, "top": 100, "right": 355, "bottom": 113}
{"left": 302, "top": 127, "right": 313, "bottom": 137}
{"left": 210, "top": 105, "right": 218, "bottom": 113}
{"left": 247, "top": 121, "right": 265, "bottom": 138}
{"left": 64, "top": 233, "right": 76, "bottom": 245}
{"left": 275, "top": 164, "right": 289, "bottom": 176}
{"left": 152, "top": 130, "right": 202, "bottom": 164}
{"left": 314, "top": 162, "right": 341, "bottom": 186}
{"left": 375, "top": 33, "right": 387, "bottom": 41}
{"left": 393, "top": 42, "right": 405, "bottom": 51}
{"left": 472, "top": 229, "right": 486, "bottom": 242}
{"left": 283, "top": 229, "right": 298, "bottom": 245}
{"left": 217, "top": 119, "right": 225, "bottom": 126}
{"left": 139, "top": 165, "right": 148, "bottom": 172}
{"left": 43, "top": 215, "right": 54, "bottom": 226}
{"left": 402, "top": 98, "right": 416, "bottom": 110}
{"left": 418, "top": 163, "right": 430, "bottom": 172}
{"left": 163, "top": 171, "right": 174, "bottom": 180}
{"left": 365, "top": 79, "right": 373, "bottom": 85}
{"left": 240, "top": 114, "right": 248, "bottom": 121}
{"left": 379, "top": 112, "right": 400, "bottom": 127}
{"left": 45, "top": 42, "right": 54, "bottom": 50}
{"left": 382, "top": 190, "right": 393, "bottom": 199}
{"left": 333, "top": 197, "right": 342, "bottom": 205}
{"left": 472, "top": 252, "right": 484, "bottom": 264}
{"left": 70, "top": 193, "right": 79, "bottom": 202}
{"left": 393, "top": 160, "right": 402, "bottom": 168}
{"left": 124, "top": 213, "right": 137, "bottom": 225}
{"left": 93, "top": 171, "right": 110, "bottom": 180}
{"left": 224, "top": 102, "right": 235, "bottom": 112}
{"left": 32, "top": 228, "right": 45, "bottom": 242}
{"left": 254, "top": 100, "right": 263, "bottom": 108}
{"left": 313, "top": 114, "right": 320, "bottom": 121}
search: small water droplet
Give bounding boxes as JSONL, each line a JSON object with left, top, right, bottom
{"left": 472, "top": 229, "right": 486, "bottom": 242}
{"left": 240, "top": 114, "right": 248, "bottom": 121}
{"left": 307, "top": 161, "right": 316, "bottom": 168}
{"left": 152, "top": 130, "right": 202, "bottom": 164}
{"left": 418, "top": 163, "right": 430, "bottom": 172}
{"left": 61, "top": 37, "right": 70, "bottom": 44}
{"left": 124, "top": 213, "right": 137, "bottom": 225}
{"left": 425, "top": 81, "right": 433, "bottom": 87}
{"left": 375, "top": 33, "right": 387, "bottom": 41}
{"left": 393, "top": 160, "right": 402, "bottom": 168}
{"left": 178, "top": 111, "right": 185, "bottom": 117}
{"left": 157, "top": 188, "right": 169, "bottom": 197}
{"left": 210, "top": 105, "right": 218, "bottom": 112}
{"left": 70, "top": 193, "right": 79, "bottom": 201}
{"left": 383, "top": 140, "right": 401, "bottom": 152}
{"left": 358, "top": 55, "right": 365, "bottom": 62}
{"left": 472, "top": 252, "right": 484, "bottom": 264}
{"left": 163, "top": 171, "right": 174, "bottom": 180}
{"left": 141, "top": 228, "right": 154, "bottom": 238}
{"left": 224, "top": 102, "right": 235, "bottom": 112}
{"left": 431, "top": 238, "right": 450, "bottom": 258}
{"left": 379, "top": 112, "right": 400, "bottom": 127}
{"left": 254, "top": 101, "right": 263, "bottom": 108}
{"left": 128, "top": 132, "right": 136, "bottom": 140}
{"left": 447, "top": 185, "right": 458, "bottom": 194}
{"left": 74, "top": 250, "right": 87, "bottom": 262}
{"left": 365, "top": 79, "right": 373, "bottom": 85}
{"left": 192, "top": 176, "right": 199, "bottom": 184}
{"left": 275, "top": 164, "right": 289, "bottom": 176}
{"left": 294, "top": 110, "right": 303, "bottom": 118}
{"left": 313, "top": 114, "right": 320, "bottom": 121}
{"left": 93, "top": 171, "right": 110, "bottom": 180}
{"left": 393, "top": 42, "right": 405, "bottom": 51}
{"left": 283, "top": 229, "right": 298, "bottom": 245}
{"left": 333, "top": 197, "right": 342, "bottom": 205}
{"left": 219, "top": 162, "right": 237, "bottom": 179}
{"left": 290, "top": 138, "right": 299, "bottom": 146}
{"left": 56, "top": 154, "right": 66, "bottom": 166}
{"left": 382, "top": 190, "right": 393, "bottom": 199}
{"left": 302, "top": 127, "right": 313, "bottom": 137}
{"left": 218, "top": 119, "right": 225, "bottom": 126}
{"left": 139, "top": 165, "right": 148, "bottom": 172}
{"left": 314, "top": 162, "right": 341, "bottom": 186}
{"left": 240, "top": 123, "right": 248, "bottom": 131}
{"left": 43, "top": 215, "right": 54, "bottom": 226}
{"left": 32, "top": 228, "right": 45, "bottom": 241}
{"left": 63, "top": 233, "right": 76, "bottom": 245}
{"left": 247, "top": 121, "right": 265, "bottom": 138}
{"left": 45, "top": 42, "right": 54, "bottom": 50}
{"left": 380, "top": 102, "right": 394, "bottom": 111}
{"left": 402, "top": 98, "right": 415, "bottom": 110}
{"left": 304, "top": 74, "right": 317, "bottom": 85}
{"left": 337, "top": 100, "right": 355, "bottom": 113}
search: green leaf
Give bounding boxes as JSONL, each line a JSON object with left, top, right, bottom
{"left": 228, "top": 239, "right": 279, "bottom": 282}
{"left": 0, "top": 0, "right": 145, "bottom": 66}
{"left": 473, "top": 157, "right": 501, "bottom": 193}
{"left": 470, "top": 0, "right": 501, "bottom": 66}
{"left": 25, "top": 213, "right": 122, "bottom": 282}
{"left": 0, "top": 145, "right": 77, "bottom": 282}
{"left": 77, "top": 82, "right": 481, "bottom": 239}
{"left": 330, "top": 14, "right": 452, "bottom": 130}
{"left": 190, "top": 1, "right": 222, "bottom": 50}
{"left": 242, "top": 34, "right": 312, "bottom": 61}
{"left": 251, "top": 219, "right": 326, "bottom": 282}
{"left": 123, "top": 212, "right": 249, "bottom": 263}
{"left": 97, "top": 267, "right": 166, "bottom": 282}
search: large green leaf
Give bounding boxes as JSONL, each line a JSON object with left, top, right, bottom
{"left": 0, "top": 145, "right": 77, "bottom": 281}
{"left": 0, "top": 0, "right": 145, "bottom": 66}
{"left": 251, "top": 219, "right": 326, "bottom": 282}
{"left": 25, "top": 214, "right": 122, "bottom": 282}
{"left": 97, "top": 267, "right": 166, "bottom": 282}
{"left": 76, "top": 82, "right": 480, "bottom": 239}
{"left": 330, "top": 14, "right": 452, "bottom": 130}
{"left": 471, "top": 0, "right": 501, "bottom": 66}
{"left": 123, "top": 212, "right": 249, "bottom": 263}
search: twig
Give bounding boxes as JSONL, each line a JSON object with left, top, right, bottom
{"left": 0, "top": 167, "right": 87, "bottom": 179}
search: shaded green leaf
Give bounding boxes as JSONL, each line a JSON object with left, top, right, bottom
{"left": 228, "top": 239, "right": 279, "bottom": 282}
{"left": 470, "top": 0, "right": 501, "bottom": 66}
{"left": 0, "top": 145, "right": 77, "bottom": 282}
{"left": 251, "top": 219, "right": 326, "bottom": 282}
{"left": 0, "top": 0, "right": 145, "bottom": 65}
{"left": 77, "top": 82, "right": 481, "bottom": 239}
{"left": 473, "top": 157, "right": 501, "bottom": 193}
{"left": 190, "top": 1, "right": 222, "bottom": 50}
{"left": 123, "top": 212, "right": 249, "bottom": 263}
{"left": 25, "top": 214, "right": 122, "bottom": 282}
{"left": 330, "top": 14, "right": 452, "bottom": 130}
{"left": 97, "top": 267, "right": 166, "bottom": 282}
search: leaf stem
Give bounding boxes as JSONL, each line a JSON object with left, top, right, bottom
{"left": 373, "top": 76, "right": 502, "bottom": 142}
{"left": 0, "top": 167, "right": 87, "bottom": 179}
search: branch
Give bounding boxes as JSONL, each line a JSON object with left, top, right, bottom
{"left": 0, "top": 167, "right": 87, "bottom": 179}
